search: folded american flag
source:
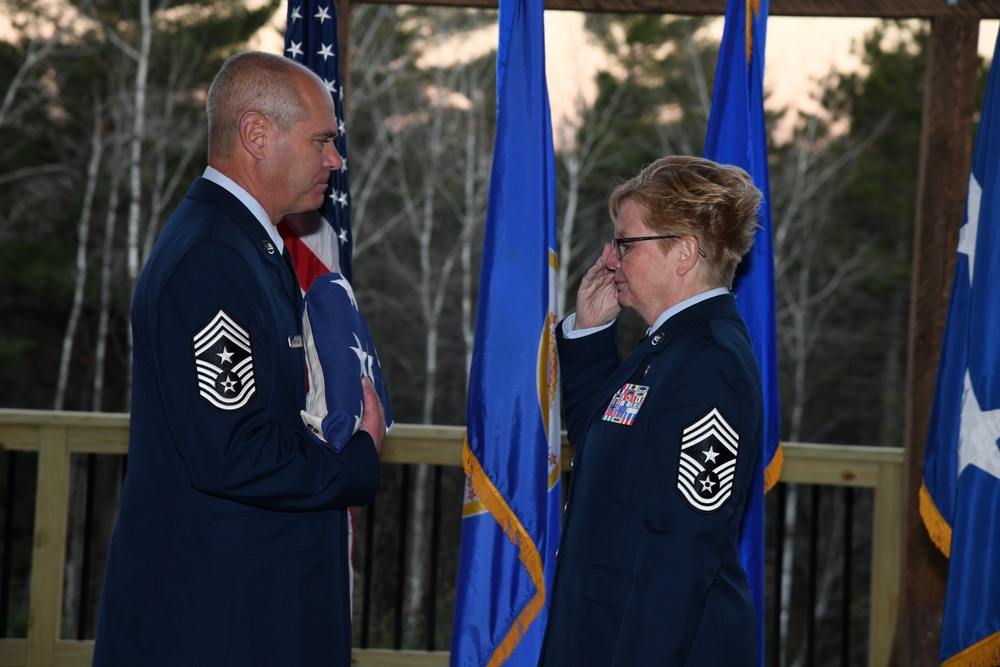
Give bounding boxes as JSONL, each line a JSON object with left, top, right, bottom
{"left": 300, "top": 273, "right": 392, "bottom": 451}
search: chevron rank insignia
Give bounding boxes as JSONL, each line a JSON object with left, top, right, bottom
{"left": 676, "top": 405, "right": 739, "bottom": 513}
{"left": 192, "top": 308, "right": 256, "bottom": 411}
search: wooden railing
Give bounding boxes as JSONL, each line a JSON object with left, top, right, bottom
{"left": 0, "top": 408, "right": 902, "bottom": 667}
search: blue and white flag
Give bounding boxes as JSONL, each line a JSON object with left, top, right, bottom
{"left": 704, "top": 1, "right": 782, "bottom": 665}
{"left": 280, "top": 0, "right": 353, "bottom": 285}
{"left": 450, "top": 0, "right": 561, "bottom": 663}
{"left": 921, "top": 31, "right": 1000, "bottom": 667}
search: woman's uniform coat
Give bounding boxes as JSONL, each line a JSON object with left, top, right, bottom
{"left": 538, "top": 293, "right": 763, "bottom": 666}
{"left": 92, "top": 178, "right": 380, "bottom": 667}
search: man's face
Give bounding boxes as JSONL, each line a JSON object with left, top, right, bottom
{"left": 268, "top": 74, "right": 343, "bottom": 219}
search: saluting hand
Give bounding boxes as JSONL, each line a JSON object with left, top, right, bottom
{"left": 575, "top": 243, "right": 620, "bottom": 329}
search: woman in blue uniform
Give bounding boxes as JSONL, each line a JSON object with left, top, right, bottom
{"left": 539, "top": 155, "right": 764, "bottom": 666}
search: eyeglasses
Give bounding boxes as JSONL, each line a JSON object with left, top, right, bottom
{"left": 611, "top": 235, "right": 706, "bottom": 261}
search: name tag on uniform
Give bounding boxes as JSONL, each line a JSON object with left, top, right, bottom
{"left": 602, "top": 383, "right": 649, "bottom": 426}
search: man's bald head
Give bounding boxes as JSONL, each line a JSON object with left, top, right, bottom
{"left": 206, "top": 51, "right": 323, "bottom": 161}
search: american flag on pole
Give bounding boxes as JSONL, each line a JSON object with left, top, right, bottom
{"left": 705, "top": 1, "right": 782, "bottom": 665}
{"left": 281, "top": 0, "right": 360, "bottom": 600}
{"left": 280, "top": 0, "right": 353, "bottom": 285}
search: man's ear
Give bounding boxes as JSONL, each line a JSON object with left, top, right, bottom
{"left": 675, "top": 235, "right": 700, "bottom": 276}
{"left": 238, "top": 111, "right": 268, "bottom": 160}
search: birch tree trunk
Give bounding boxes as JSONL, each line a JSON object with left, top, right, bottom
{"left": 57, "top": 99, "right": 104, "bottom": 635}
{"left": 54, "top": 101, "right": 103, "bottom": 412}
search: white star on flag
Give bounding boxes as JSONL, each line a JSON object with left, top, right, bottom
{"left": 958, "top": 174, "right": 981, "bottom": 282}
{"left": 350, "top": 333, "right": 375, "bottom": 380}
{"left": 317, "top": 43, "right": 335, "bottom": 61}
{"left": 958, "top": 365, "right": 1000, "bottom": 482}
{"left": 314, "top": 5, "right": 332, "bottom": 22}
{"left": 285, "top": 41, "right": 303, "bottom": 58}
{"left": 330, "top": 275, "right": 357, "bottom": 309}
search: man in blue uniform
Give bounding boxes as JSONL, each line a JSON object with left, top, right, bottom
{"left": 538, "top": 156, "right": 764, "bottom": 666}
{"left": 93, "top": 51, "right": 385, "bottom": 666}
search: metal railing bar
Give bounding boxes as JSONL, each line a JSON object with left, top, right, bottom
{"left": 807, "top": 485, "right": 819, "bottom": 666}
{"left": 1, "top": 451, "right": 16, "bottom": 637}
{"left": 427, "top": 466, "right": 443, "bottom": 651}
{"left": 771, "top": 482, "right": 786, "bottom": 667}
{"left": 841, "top": 486, "right": 853, "bottom": 667}
{"left": 395, "top": 466, "right": 410, "bottom": 649}
{"left": 361, "top": 500, "right": 377, "bottom": 648}
{"left": 78, "top": 453, "right": 97, "bottom": 640}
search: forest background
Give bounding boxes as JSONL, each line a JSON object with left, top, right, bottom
{"left": 0, "top": 0, "right": 991, "bottom": 665}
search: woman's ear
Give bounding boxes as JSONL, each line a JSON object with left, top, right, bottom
{"left": 674, "top": 235, "right": 700, "bottom": 276}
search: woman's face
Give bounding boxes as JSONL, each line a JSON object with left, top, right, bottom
{"left": 606, "top": 199, "right": 680, "bottom": 326}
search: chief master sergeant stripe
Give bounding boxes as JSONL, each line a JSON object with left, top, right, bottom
{"left": 677, "top": 405, "right": 740, "bottom": 513}
{"left": 192, "top": 307, "right": 256, "bottom": 411}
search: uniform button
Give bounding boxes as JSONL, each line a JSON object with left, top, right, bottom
{"left": 563, "top": 502, "right": 569, "bottom": 512}
{"left": 555, "top": 549, "right": 562, "bottom": 559}
{"left": 571, "top": 458, "right": 575, "bottom": 469}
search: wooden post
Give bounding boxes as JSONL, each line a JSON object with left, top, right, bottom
{"left": 894, "top": 15, "right": 980, "bottom": 667}
{"left": 872, "top": 458, "right": 903, "bottom": 666}
{"left": 26, "top": 425, "right": 70, "bottom": 667}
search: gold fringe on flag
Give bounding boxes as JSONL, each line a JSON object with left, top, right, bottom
{"left": 941, "top": 631, "right": 1000, "bottom": 667}
{"left": 463, "top": 439, "right": 547, "bottom": 666}
{"left": 919, "top": 480, "right": 952, "bottom": 558}
{"left": 764, "top": 442, "right": 784, "bottom": 493}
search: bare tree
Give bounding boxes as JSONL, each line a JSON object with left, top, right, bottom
{"left": 769, "top": 97, "right": 893, "bottom": 664}
{"left": 348, "top": 5, "right": 497, "bottom": 646}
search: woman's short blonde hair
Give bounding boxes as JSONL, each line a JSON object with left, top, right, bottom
{"left": 609, "top": 155, "right": 762, "bottom": 289}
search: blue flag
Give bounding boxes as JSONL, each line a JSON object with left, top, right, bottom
{"left": 704, "top": 1, "right": 782, "bottom": 665}
{"left": 450, "top": 0, "right": 561, "bottom": 663}
{"left": 280, "top": 0, "right": 354, "bottom": 285}
{"left": 921, "top": 30, "right": 1000, "bottom": 667}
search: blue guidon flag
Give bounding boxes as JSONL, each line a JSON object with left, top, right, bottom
{"left": 921, "top": 29, "right": 1000, "bottom": 667}
{"left": 299, "top": 273, "right": 392, "bottom": 450}
{"left": 704, "top": 1, "right": 782, "bottom": 664}
{"left": 450, "top": 0, "right": 561, "bottom": 662}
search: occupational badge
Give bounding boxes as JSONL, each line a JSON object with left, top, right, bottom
{"left": 676, "top": 405, "right": 740, "bottom": 513}
{"left": 192, "top": 308, "right": 255, "bottom": 411}
{"left": 602, "top": 383, "right": 649, "bottom": 426}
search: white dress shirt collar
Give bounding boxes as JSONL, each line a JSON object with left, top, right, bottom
{"left": 202, "top": 166, "right": 285, "bottom": 254}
